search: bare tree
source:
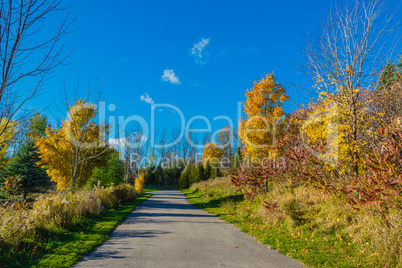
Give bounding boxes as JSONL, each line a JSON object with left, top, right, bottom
{"left": 159, "top": 127, "right": 168, "bottom": 161}
{"left": 217, "top": 126, "right": 235, "bottom": 158}
{"left": 170, "top": 128, "right": 180, "bottom": 161}
{"left": 0, "top": 0, "right": 71, "bottom": 141}
{"left": 122, "top": 125, "right": 149, "bottom": 183}
{"left": 299, "top": 0, "right": 400, "bottom": 177}
{"left": 187, "top": 131, "right": 198, "bottom": 164}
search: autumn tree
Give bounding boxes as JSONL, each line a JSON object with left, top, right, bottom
{"left": 239, "top": 74, "right": 288, "bottom": 161}
{"left": 202, "top": 142, "right": 223, "bottom": 167}
{"left": 300, "top": 0, "right": 398, "bottom": 177}
{"left": 37, "top": 100, "right": 111, "bottom": 191}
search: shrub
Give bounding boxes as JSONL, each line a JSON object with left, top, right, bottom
{"left": 135, "top": 173, "right": 145, "bottom": 194}
{"left": 94, "top": 184, "right": 137, "bottom": 210}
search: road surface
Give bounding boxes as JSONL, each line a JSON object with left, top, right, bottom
{"left": 75, "top": 190, "right": 305, "bottom": 268}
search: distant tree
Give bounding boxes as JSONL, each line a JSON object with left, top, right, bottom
{"left": 87, "top": 151, "right": 124, "bottom": 188}
{"left": 239, "top": 74, "right": 288, "bottom": 161}
{"left": 196, "top": 164, "right": 206, "bottom": 182}
{"left": 88, "top": 167, "right": 108, "bottom": 188}
{"left": 179, "top": 167, "right": 190, "bottom": 189}
{"left": 377, "top": 56, "right": 402, "bottom": 91}
{"left": 27, "top": 111, "right": 50, "bottom": 140}
{"left": 144, "top": 166, "right": 157, "bottom": 185}
{"left": 155, "top": 165, "right": 164, "bottom": 186}
{"left": 216, "top": 127, "right": 233, "bottom": 156}
{"left": 2, "top": 140, "right": 50, "bottom": 199}
{"left": 189, "top": 165, "right": 198, "bottom": 186}
{"left": 232, "top": 147, "right": 243, "bottom": 169}
{"left": 204, "top": 161, "right": 212, "bottom": 180}
{"left": 202, "top": 142, "right": 223, "bottom": 166}
{"left": 106, "top": 151, "right": 124, "bottom": 186}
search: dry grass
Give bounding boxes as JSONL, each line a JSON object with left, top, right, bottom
{"left": 348, "top": 206, "right": 402, "bottom": 266}
{"left": 192, "top": 176, "right": 402, "bottom": 267}
{"left": 0, "top": 184, "right": 137, "bottom": 251}
{"left": 191, "top": 176, "right": 237, "bottom": 197}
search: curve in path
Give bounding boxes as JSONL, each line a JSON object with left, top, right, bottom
{"left": 75, "top": 190, "right": 305, "bottom": 268}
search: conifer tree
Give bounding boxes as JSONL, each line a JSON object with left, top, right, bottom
{"left": 3, "top": 140, "right": 50, "bottom": 199}
{"left": 196, "top": 163, "right": 206, "bottom": 182}
{"left": 204, "top": 161, "right": 212, "bottom": 179}
{"left": 233, "top": 147, "right": 243, "bottom": 169}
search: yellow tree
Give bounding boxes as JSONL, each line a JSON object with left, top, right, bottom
{"left": 239, "top": 74, "right": 288, "bottom": 161}
{"left": 202, "top": 142, "right": 223, "bottom": 167}
{"left": 37, "top": 100, "right": 111, "bottom": 191}
{"left": 300, "top": 0, "right": 398, "bottom": 177}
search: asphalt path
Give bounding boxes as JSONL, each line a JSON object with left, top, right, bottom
{"left": 75, "top": 190, "right": 305, "bottom": 268}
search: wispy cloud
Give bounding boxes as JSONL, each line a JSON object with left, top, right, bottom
{"left": 140, "top": 93, "right": 154, "bottom": 104}
{"left": 162, "top": 69, "right": 181, "bottom": 84}
{"left": 191, "top": 38, "right": 210, "bottom": 64}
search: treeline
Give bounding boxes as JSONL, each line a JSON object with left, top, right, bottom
{"left": 141, "top": 161, "right": 223, "bottom": 189}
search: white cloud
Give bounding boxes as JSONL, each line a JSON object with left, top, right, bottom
{"left": 109, "top": 133, "right": 148, "bottom": 149}
{"left": 140, "top": 93, "right": 154, "bottom": 104}
{"left": 109, "top": 138, "right": 127, "bottom": 148}
{"left": 191, "top": 38, "right": 210, "bottom": 64}
{"left": 162, "top": 69, "right": 181, "bottom": 84}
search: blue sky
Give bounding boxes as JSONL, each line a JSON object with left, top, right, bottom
{"left": 25, "top": 0, "right": 401, "bottom": 136}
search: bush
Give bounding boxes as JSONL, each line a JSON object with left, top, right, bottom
{"left": 135, "top": 173, "right": 145, "bottom": 194}
{"left": 94, "top": 184, "right": 137, "bottom": 210}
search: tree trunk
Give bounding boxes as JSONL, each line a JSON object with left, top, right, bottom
{"left": 71, "top": 147, "right": 81, "bottom": 192}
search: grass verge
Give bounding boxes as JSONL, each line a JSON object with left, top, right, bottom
{"left": 182, "top": 188, "right": 378, "bottom": 268}
{"left": 3, "top": 193, "right": 151, "bottom": 268}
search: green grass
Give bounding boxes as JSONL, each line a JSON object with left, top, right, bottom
{"left": 182, "top": 189, "right": 378, "bottom": 268}
{"left": 2, "top": 193, "right": 151, "bottom": 268}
